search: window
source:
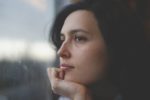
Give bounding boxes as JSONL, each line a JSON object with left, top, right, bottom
{"left": 0, "top": 0, "right": 70, "bottom": 100}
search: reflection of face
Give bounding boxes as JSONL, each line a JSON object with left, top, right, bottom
{"left": 58, "top": 10, "right": 108, "bottom": 85}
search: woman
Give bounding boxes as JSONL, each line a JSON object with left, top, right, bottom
{"left": 47, "top": 0, "right": 148, "bottom": 100}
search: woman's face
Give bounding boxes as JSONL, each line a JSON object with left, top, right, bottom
{"left": 58, "top": 10, "right": 108, "bottom": 85}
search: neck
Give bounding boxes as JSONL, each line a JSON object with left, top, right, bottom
{"left": 87, "top": 80, "right": 119, "bottom": 100}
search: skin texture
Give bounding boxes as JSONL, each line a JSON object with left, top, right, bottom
{"left": 48, "top": 10, "right": 108, "bottom": 100}
{"left": 59, "top": 10, "right": 108, "bottom": 85}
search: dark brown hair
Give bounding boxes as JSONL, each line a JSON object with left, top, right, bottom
{"left": 49, "top": 0, "right": 148, "bottom": 99}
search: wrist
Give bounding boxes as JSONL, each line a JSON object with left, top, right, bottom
{"left": 73, "top": 86, "right": 92, "bottom": 100}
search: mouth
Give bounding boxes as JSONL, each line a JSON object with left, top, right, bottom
{"left": 60, "top": 64, "right": 75, "bottom": 70}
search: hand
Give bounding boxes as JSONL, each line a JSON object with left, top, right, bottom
{"left": 47, "top": 67, "right": 92, "bottom": 100}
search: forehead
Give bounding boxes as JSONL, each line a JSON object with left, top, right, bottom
{"left": 61, "top": 10, "right": 99, "bottom": 33}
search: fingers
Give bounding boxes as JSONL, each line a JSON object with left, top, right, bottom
{"left": 47, "top": 67, "right": 65, "bottom": 94}
{"left": 47, "top": 67, "right": 65, "bottom": 80}
{"left": 47, "top": 67, "right": 90, "bottom": 99}
{"left": 47, "top": 67, "right": 70, "bottom": 96}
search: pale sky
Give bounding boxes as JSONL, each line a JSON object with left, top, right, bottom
{"left": 0, "top": 0, "right": 72, "bottom": 62}
{"left": 0, "top": 0, "right": 55, "bottom": 42}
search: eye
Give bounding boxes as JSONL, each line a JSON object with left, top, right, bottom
{"left": 74, "top": 35, "right": 87, "bottom": 42}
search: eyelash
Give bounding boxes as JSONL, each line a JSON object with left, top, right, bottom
{"left": 74, "top": 35, "right": 87, "bottom": 42}
{"left": 60, "top": 35, "right": 87, "bottom": 44}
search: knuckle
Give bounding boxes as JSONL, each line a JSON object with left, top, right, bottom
{"left": 51, "top": 79, "right": 59, "bottom": 93}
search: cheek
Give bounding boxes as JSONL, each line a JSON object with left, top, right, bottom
{"left": 73, "top": 44, "right": 108, "bottom": 84}
{"left": 78, "top": 43, "right": 107, "bottom": 67}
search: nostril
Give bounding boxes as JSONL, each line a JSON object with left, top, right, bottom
{"left": 58, "top": 48, "right": 70, "bottom": 58}
{"left": 59, "top": 50, "right": 69, "bottom": 58}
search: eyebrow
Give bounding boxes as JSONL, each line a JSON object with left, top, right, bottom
{"left": 60, "top": 29, "right": 89, "bottom": 35}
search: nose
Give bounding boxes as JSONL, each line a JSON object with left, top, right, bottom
{"left": 57, "top": 41, "right": 71, "bottom": 58}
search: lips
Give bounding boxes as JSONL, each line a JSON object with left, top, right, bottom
{"left": 60, "top": 64, "right": 74, "bottom": 70}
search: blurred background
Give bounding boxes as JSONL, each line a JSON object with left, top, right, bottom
{"left": 0, "top": 0, "right": 73, "bottom": 100}
{"left": 0, "top": 0, "right": 149, "bottom": 100}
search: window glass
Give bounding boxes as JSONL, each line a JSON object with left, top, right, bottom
{"left": 0, "top": 0, "right": 66, "bottom": 100}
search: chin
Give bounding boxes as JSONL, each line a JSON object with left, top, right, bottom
{"left": 65, "top": 75, "right": 82, "bottom": 83}
{"left": 64, "top": 75, "right": 92, "bottom": 85}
